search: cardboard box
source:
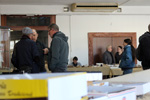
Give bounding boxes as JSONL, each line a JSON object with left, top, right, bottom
{"left": 0, "top": 72, "right": 87, "bottom": 100}
{"left": 88, "top": 86, "right": 136, "bottom": 100}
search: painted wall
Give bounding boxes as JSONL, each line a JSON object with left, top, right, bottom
{"left": 56, "top": 15, "right": 150, "bottom": 65}
{"left": 1, "top": 5, "right": 150, "bottom": 65}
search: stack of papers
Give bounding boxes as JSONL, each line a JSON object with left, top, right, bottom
{"left": 110, "top": 82, "right": 150, "bottom": 96}
{"left": 0, "top": 72, "right": 87, "bottom": 100}
{"left": 88, "top": 86, "right": 136, "bottom": 100}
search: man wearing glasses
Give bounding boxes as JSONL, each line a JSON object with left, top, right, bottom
{"left": 48, "top": 24, "right": 69, "bottom": 72}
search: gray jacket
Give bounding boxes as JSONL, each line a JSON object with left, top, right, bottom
{"left": 69, "top": 62, "right": 82, "bottom": 67}
{"left": 103, "top": 50, "right": 115, "bottom": 64}
{"left": 48, "top": 31, "right": 69, "bottom": 72}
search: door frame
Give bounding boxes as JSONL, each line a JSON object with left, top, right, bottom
{"left": 1, "top": 15, "right": 56, "bottom": 30}
{"left": 0, "top": 15, "right": 56, "bottom": 69}
{"left": 1, "top": 15, "right": 56, "bottom": 48}
{"left": 88, "top": 32, "right": 137, "bottom": 65}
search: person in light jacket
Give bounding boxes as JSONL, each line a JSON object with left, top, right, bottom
{"left": 119, "top": 39, "right": 135, "bottom": 75}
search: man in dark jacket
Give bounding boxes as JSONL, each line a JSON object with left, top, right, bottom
{"left": 48, "top": 24, "right": 69, "bottom": 72}
{"left": 136, "top": 24, "right": 150, "bottom": 70}
{"left": 11, "top": 27, "right": 40, "bottom": 73}
{"left": 103, "top": 45, "right": 115, "bottom": 64}
{"left": 32, "top": 29, "right": 49, "bottom": 72}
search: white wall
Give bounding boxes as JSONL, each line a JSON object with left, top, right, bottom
{"left": 56, "top": 15, "right": 150, "bottom": 65}
{"left": 0, "top": 5, "right": 67, "bottom": 15}
{"left": 1, "top": 5, "right": 150, "bottom": 65}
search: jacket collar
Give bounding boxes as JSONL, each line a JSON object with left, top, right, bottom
{"left": 52, "top": 31, "right": 59, "bottom": 38}
{"left": 21, "top": 35, "right": 30, "bottom": 40}
{"left": 124, "top": 45, "right": 130, "bottom": 49}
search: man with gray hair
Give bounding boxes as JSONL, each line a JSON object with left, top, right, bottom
{"left": 103, "top": 45, "right": 115, "bottom": 64}
{"left": 48, "top": 23, "right": 69, "bottom": 72}
{"left": 11, "top": 27, "right": 40, "bottom": 73}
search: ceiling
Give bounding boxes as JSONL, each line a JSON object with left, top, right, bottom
{"left": 0, "top": 0, "right": 150, "bottom": 6}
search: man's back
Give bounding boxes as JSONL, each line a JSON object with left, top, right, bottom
{"left": 11, "top": 35, "right": 39, "bottom": 73}
{"left": 140, "top": 36, "right": 150, "bottom": 69}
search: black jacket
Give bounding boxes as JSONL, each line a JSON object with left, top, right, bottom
{"left": 36, "top": 41, "right": 47, "bottom": 72}
{"left": 115, "top": 52, "right": 122, "bottom": 64}
{"left": 11, "top": 35, "right": 40, "bottom": 73}
{"left": 48, "top": 31, "right": 69, "bottom": 72}
{"left": 136, "top": 32, "right": 150, "bottom": 69}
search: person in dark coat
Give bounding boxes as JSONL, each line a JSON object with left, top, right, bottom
{"left": 48, "top": 24, "right": 69, "bottom": 72}
{"left": 115, "top": 46, "right": 123, "bottom": 64}
{"left": 32, "top": 29, "right": 49, "bottom": 72}
{"left": 103, "top": 45, "right": 115, "bottom": 64}
{"left": 11, "top": 27, "right": 40, "bottom": 73}
{"left": 136, "top": 24, "right": 150, "bottom": 70}
{"left": 119, "top": 39, "right": 135, "bottom": 75}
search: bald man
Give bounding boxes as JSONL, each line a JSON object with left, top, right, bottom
{"left": 32, "top": 29, "right": 49, "bottom": 72}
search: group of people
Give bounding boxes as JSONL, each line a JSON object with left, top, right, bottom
{"left": 103, "top": 24, "right": 150, "bottom": 75}
{"left": 11, "top": 23, "right": 150, "bottom": 75}
{"left": 103, "top": 39, "right": 135, "bottom": 75}
{"left": 11, "top": 24, "right": 69, "bottom": 73}
{"left": 103, "top": 45, "right": 123, "bottom": 65}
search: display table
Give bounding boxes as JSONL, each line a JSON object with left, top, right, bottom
{"left": 67, "top": 65, "right": 110, "bottom": 75}
{"left": 0, "top": 68, "right": 13, "bottom": 74}
{"left": 110, "top": 67, "right": 143, "bottom": 77}
{"left": 67, "top": 65, "right": 143, "bottom": 78}
{"left": 133, "top": 67, "right": 143, "bottom": 72}
{"left": 110, "top": 67, "right": 123, "bottom": 77}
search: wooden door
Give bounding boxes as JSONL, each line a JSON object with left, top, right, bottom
{"left": 93, "top": 37, "right": 111, "bottom": 65}
{"left": 88, "top": 32, "right": 136, "bottom": 66}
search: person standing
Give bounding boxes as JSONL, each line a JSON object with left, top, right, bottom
{"left": 48, "top": 24, "right": 69, "bottom": 72}
{"left": 119, "top": 39, "right": 135, "bottom": 75}
{"left": 32, "top": 29, "right": 49, "bottom": 72}
{"left": 115, "top": 46, "right": 123, "bottom": 64}
{"left": 136, "top": 24, "right": 150, "bottom": 70}
{"left": 11, "top": 27, "right": 40, "bottom": 73}
{"left": 103, "top": 45, "right": 115, "bottom": 64}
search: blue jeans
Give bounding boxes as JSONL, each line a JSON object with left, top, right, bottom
{"left": 123, "top": 69, "right": 133, "bottom": 75}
